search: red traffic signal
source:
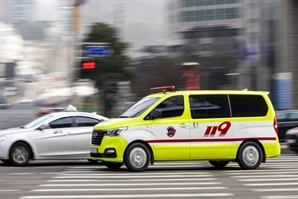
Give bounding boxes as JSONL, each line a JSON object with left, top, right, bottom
{"left": 82, "top": 61, "right": 96, "bottom": 69}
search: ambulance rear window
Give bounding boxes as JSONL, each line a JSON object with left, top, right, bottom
{"left": 229, "top": 95, "right": 268, "bottom": 117}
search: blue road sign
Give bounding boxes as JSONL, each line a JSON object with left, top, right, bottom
{"left": 83, "top": 46, "right": 114, "bottom": 57}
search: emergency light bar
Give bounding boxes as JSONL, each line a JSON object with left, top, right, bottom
{"left": 150, "top": 86, "right": 175, "bottom": 93}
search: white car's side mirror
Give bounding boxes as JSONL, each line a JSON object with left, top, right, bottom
{"left": 39, "top": 124, "right": 49, "bottom": 130}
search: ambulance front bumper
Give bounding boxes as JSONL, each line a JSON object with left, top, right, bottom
{"left": 90, "top": 135, "right": 129, "bottom": 162}
{"left": 90, "top": 148, "right": 117, "bottom": 158}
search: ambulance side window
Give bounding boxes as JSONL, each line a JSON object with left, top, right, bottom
{"left": 189, "top": 95, "right": 230, "bottom": 119}
{"left": 155, "top": 96, "right": 184, "bottom": 118}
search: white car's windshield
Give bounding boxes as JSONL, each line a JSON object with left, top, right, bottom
{"left": 22, "top": 114, "right": 54, "bottom": 128}
{"left": 119, "top": 97, "right": 160, "bottom": 118}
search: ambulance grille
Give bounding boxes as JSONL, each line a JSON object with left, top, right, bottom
{"left": 91, "top": 130, "right": 106, "bottom": 146}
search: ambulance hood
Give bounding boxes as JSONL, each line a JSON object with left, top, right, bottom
{"left": 94, "top": 118, "right": 135, "bottom": 130}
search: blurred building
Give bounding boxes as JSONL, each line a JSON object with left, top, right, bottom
{"left": 167, "top": 0, "right": 298, "bottom": 109}
{"left": 0, "top": 0, "right": 35, "bottom": 23}
{"left": 167, "top": 0, "right": 244, "bottom": 90}
{"left": 277, "top": 0, "right": 298, "bottom": 109}
{"left": 168, "top": 0, "right": 243, "bottom": 55}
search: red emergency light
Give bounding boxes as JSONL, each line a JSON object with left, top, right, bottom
{"left": 82, "top": 61, "right": 96, "bottom": 69}
{"left": 150, "top": 86, "right": 175, "bottom": 93}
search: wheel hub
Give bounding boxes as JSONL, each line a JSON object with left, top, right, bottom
{"left": 130, "top": 147, "right": 147, "bottom": 168}
{"left": 12, "top": 146, "right": 29, "bottom": 164}
{"left": 243, "top": 146, "right": 259, "bottom": 166}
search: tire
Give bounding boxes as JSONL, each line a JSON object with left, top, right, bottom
{"left": 237, "top": 141, "right": 263, "bottom": 169}
{"left": 103, "top": 161, "right": 123, "bottom": 170}
{"left": 125, "top": 143, "right": 150, "bottom": 172}
{"left": 209, "top": 161, "right": 229, "bottom": 168}
{"left": 1, "top": 159, "right": 11, "bottom": 164}
{"left": 9, "top": 142, "right": 31, "bottom": 166}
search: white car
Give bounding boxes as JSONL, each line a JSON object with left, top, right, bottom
{"left": 0, "top": 111, "right": 108, "bottom": 165}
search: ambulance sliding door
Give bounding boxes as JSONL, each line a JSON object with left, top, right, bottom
{"left": 189, "top": 94, "right": 232, "bottom": 159}
{"left": 150, "top": 95, "right": 191, "bottom": 161}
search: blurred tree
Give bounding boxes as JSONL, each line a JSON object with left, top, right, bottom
{"left": 82, "top": 23, "right": 134, "bottom": 91}
{"left": 82, "top": 23, "right": 134, "bottom": 117}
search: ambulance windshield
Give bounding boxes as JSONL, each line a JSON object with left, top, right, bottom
{"left": 119, "top": 97, "right": 160, "bottom": 118}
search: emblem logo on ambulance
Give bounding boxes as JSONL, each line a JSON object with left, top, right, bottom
{"left": 166, "top": 126, "right": 176, "bottom": 137}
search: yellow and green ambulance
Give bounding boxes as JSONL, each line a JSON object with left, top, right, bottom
{"left": 90, "top": 86, "right": 281, "bottom": 171}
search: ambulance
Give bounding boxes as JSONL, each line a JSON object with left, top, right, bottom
{"left": 90, "top": 86, "right": 280, "bottom": 171}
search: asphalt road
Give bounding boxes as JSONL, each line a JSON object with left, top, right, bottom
{"left": 0, "top": 155, "right": 297, "bottom": 199}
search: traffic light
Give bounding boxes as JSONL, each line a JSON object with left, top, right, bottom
{"left": 79, "top": 60, "right": 96, "bottom": 79}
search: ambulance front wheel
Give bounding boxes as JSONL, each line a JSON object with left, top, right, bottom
{"left": 209, "top": 161, "right": 229, "bottom": 168}
{"left": 125, "top": 143, "right": 150, "bottom": 172}
{"left": 237, "top": 141, "right": 263, "bottom": 169}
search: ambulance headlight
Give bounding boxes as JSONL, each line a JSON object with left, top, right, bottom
{"left": 106, "top": 127, "right": 127, "bottom": 136}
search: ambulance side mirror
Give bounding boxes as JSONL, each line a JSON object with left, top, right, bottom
{"left": 151, "top": 109, "right": 161, "bottom": 120}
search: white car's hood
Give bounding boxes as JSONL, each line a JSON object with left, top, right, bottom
{"left": 0, "top": 127, "right": 35, "bottom": 136}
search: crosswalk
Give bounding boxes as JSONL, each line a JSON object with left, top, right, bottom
{"left": 19, "top": 155, "right": 298, "bottom": 199}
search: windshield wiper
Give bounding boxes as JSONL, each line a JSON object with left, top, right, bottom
{"left": 119, "top": 116, "right": 129, "bottom": 118}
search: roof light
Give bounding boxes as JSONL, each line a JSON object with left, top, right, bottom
{"left": 150, "top": 86, "right": 175, "bottom": 93}
{"left": 65, "top": 104, "right": 77, "bottom": 112}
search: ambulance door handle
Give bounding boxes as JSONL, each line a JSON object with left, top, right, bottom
{"left": 193, "top": 123, "right": 198, "bottom": 128}
{"left": 180, "top": 124, "right": 188, "bottom": 128}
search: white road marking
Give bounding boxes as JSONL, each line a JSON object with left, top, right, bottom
{"left": 261, "top": 196, "right": 298, "bottom": 199}
{"left": 52, "top": 174, "right": 214, "bottom": 178}
{"left": 40, "top": 182, "right": 222, "bottom": 186}
{"left": 59, "top": 171, "right": 213, "bottom": 175}
{"left": 231, "top": 175, "right": 296, "bottom": 178}
{"left": 238, "top": 178, "right": 298, "bottom": 182}
{"left": 223, "top": 168, "right": 298, "bottom": 173}
{"left": 253, "top": 188, "right": 298, "bottom": 192}
{"left": 8, "top": 173, "right": 34, "bottom": 175}
{"left": 32, "top": 187, "right": 228, "bottom": 192}
{"left": 47, "top": 178, "right": 218, "bottom": 182}
{"left": 19, "top": 193, "right": 234, "bottom": 198}
{"left": 225, "top": 171, "right": 297, "bottom": 175}
{"left": 244, "top": 182, "right": 298, "bottom": 186}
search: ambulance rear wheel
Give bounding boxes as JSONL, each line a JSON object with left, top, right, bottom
{"left": 237, "top": 141, "right": 263, "bottom": 169}
{"left": 103, "top": 161, "right": 123, "bottom": 170}
{"left": 209, "top": 161, "right": 229, "bottom": 168}
{"left": 125, "top": 143, "right": 150, "bottom": 172}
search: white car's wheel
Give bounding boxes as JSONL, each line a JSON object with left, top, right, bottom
{"left": 237, "top": 141, "right": 263, "bottom": 169}
{"left": 125, "top": 143, "right": 150, "bottom": 172}
{"left": 9, "top": 142, "right": 31, "bottom": 166}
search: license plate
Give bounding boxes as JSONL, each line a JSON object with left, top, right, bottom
{"left": 90, "top": 148, "right": 97, "bottom": 153}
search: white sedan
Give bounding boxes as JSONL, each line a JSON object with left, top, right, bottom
{"left": 0, "top": 111, "right": 108, "bottom": 165}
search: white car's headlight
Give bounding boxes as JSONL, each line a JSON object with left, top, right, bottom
{"left": 106, "top": 127, "right": 127, "bottom": 136}
{"left": 0, "top": 135, "right": 7, "bottom": 142}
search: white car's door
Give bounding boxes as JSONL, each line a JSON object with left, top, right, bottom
{"left": 37, "top": 116, "right": 75, "bottom": 159}
{"left": 71, "top": 116, "right": 103, "bottom": 158}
